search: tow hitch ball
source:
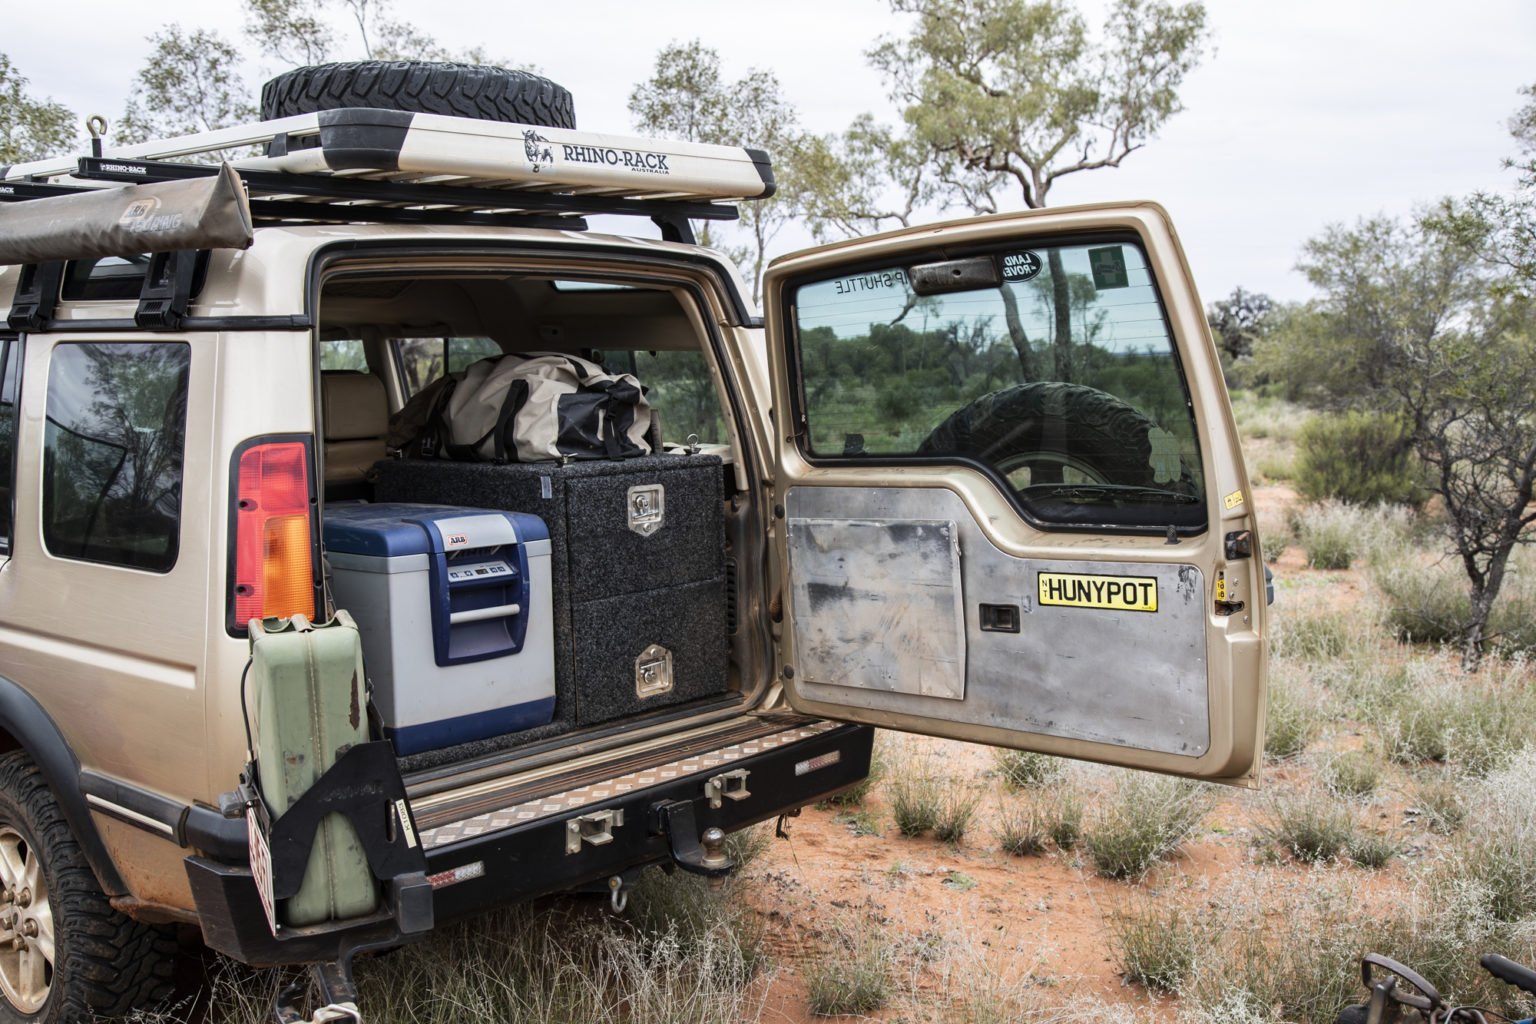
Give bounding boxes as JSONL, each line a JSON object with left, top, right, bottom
{"left": 651, "top": 800, "right": 734, "bottom": 878}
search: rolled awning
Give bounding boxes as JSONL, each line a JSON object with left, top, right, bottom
{"left": 0, "top": 163, "right": 253, "bottom": 265}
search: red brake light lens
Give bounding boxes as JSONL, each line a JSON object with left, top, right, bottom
{"left": 232, "top": 441, "right": 316, "bottom": 628}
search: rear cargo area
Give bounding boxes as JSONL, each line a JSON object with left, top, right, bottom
{"left": 312, "top": 261, "right": 760, "bottom": 782}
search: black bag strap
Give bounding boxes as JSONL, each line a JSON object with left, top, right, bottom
{"left": 417, "top": 376, "right": 459, "bottom": 458}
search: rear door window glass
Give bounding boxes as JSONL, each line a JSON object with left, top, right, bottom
{"left": 43, "top": 342, "right": 190, "bottom": 572}
{"left": 790, "top": 239, "right": 1204, "bottom": 530}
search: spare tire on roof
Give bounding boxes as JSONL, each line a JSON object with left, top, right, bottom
{"left": 261, "top": 61, "right": 576, "bottom": 129}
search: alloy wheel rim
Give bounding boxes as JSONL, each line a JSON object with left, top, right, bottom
{"left": 0, "top": 826, "right": 53, "bottom": 1013}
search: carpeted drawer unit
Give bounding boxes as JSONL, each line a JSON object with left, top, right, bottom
{"left": 374, "top": 454, "right": 729, "bottom": 728}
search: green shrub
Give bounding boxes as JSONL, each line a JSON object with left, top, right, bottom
{"left": 1258, "top": 786, "right": 1357, "bottom": 864}
{"left": 1084, "top": 774, "right": 1212, "bottom": 880}
{"left": 888, "top": 760, "right": 943, "bottom": 837}
{"left": 993, "top": 748, "right": 1064, "bottom": 788}
{"left": 1294, "top": 410, "right": 1421, "bottom": 506}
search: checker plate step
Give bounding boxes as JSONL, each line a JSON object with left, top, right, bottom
{"left": 419, "top": 721, "right": 836, "bottom": 850}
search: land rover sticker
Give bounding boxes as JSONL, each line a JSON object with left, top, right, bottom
{"left": 1088, "top": 246, "right": 1130, "bottom": 289}
{"left": 1038, "top": 571, "right": 1158, "bottom": 612}
{"left": 1001, "top": 250, "right": 1042, "bottom": 282}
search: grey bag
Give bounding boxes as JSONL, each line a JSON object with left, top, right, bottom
{"left": 441, "top": 353, "right": 653, "bottom": 462}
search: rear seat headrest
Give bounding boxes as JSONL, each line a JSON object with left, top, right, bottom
{"left": 322, "top": 373, "right": 388, "bottom": 442}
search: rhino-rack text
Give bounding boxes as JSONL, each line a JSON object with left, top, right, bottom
{"left": 561, "top": 145, "right": 670, "bottom": 175}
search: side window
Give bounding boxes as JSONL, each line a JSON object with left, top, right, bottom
{"left": 791, "top": 239, "right": 1205, "bottom": 530}
{"left": 43, "top": 342, "right": 191, "bottom": 572}
{"left": 599, "top": 349, "right": 726, "bottom": 445}
{"left": 395, "top": 337, "right": 503, "bottom": 396}
{"left": 319, "top": 339, "right": 369, "bottom": 372}
{"left": 0, "top": 337, "right": 20, "bottom": 553}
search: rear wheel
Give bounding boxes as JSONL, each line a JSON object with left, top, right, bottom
{"left": 0, "top": 753, "right": 174, "bottom": 1022}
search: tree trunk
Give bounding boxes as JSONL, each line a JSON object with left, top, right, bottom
{"left": 1462, "top": 589, "right": 1492, "bottom": 673}
{"left": 998, "top": 286, "right": 1035, "bottom": 380}
{"left": 1046, "top": 249, "right": 1073, "bottom": 381}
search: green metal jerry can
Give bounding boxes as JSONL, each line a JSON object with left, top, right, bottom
{"left": 249, "top": 612, "right": 378, "bottom": 927}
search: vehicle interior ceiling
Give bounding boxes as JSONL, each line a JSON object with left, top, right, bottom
{"left": 313, "top": 270, "right": 769, "bottom": 776}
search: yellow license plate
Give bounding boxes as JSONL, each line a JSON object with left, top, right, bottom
{"left": 1037, "top": 572, "right": 1158, "bottom": 612}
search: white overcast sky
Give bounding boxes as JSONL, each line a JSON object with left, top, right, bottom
{"left": 6, "top": 0, "right": 1533, "bottom": 305}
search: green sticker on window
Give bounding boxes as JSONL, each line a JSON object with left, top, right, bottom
{"left": 1088, "top": 246, "right": 1129, "bottom": 289}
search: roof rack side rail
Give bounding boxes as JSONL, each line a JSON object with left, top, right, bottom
{"left": 75, "top": 157, "right": 740, "bottom": 227}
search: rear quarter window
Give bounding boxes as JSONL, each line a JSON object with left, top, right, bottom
{"left": 42, "top": 342, "right": 190, "bottom": 572}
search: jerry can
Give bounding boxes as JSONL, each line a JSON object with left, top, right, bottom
{"left": 249, "top": 612, "right": 377, "bottom": 926}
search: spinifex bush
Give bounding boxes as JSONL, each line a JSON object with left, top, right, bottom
{"left": 1084, "top": 774, "right": 1212, "bottom": 880}
{"left": 1294, "top": 410, "right": 1421, "bottom": 506}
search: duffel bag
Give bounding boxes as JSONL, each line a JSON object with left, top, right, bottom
{"left": 441, "top": 353, "right": 653, "bottom": 462}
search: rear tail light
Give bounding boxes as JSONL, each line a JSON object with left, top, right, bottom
{"left": 231, "top": 439, "right": 317, "bottom": 631}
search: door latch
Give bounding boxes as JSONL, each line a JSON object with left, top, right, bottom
{"left": 704, "top": 769, "right": 751, "bottom": 809}
{"left": 565, "top": 809, "right": 624, "bottom": 854}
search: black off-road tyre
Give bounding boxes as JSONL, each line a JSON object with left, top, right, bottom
{"left": 261, "top": 61, "right": 576, "bottom": 129}
{"left": 0, "top": 752, "right": 175, "bottom": 1022}
{"left": 917, "top": 381, "right": 1191, "bottom": 488}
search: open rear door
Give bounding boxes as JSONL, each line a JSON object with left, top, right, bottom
{"left": 761, "top": 202, "right": 1266, "bottom": 785}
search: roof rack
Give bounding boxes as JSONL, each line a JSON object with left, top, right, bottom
{"left": 0, "top": 108, "right": 777, "bottom": 241}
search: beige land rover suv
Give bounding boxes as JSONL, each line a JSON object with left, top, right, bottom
{"left": 0, "top": 61, "right": 1266, "bottom": 1023}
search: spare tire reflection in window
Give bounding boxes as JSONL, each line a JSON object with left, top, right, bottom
{"left": 43, "top": 343, "right": 191, "bottom": 572}
{"left": 791, "top": 241, "right": 1204, "bottom": 530}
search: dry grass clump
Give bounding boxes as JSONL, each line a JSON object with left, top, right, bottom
{"left": 994, "top": 784, "right": 1083, "bottom": 857}
{"left": 1291, "top": 501, "right": 1369, "bottom": 570}
{"left": 1377, "top": 668, "right": 1536, "bottom": 775}
{"left": 1257, "top": 786, "right": 1358, "bottom": 864}
{"left": 1371, "top": 548, "right": 1536, "bottom": 654}
{"left": 932, "top": 783, "right": 982, "bottom": 845}
{"left": 1111, "top": 899, "right": 1217, "bottom": 995}
{"left": 802, "top": 915, "right": 893, "bottom": 1017}
{"left": 1321, "top": 750, "right": 1382, "bottom": 798}
{"left": 1083, "top": 774, "right": 1212, "bottom": 880}
{"left": 1264, "top": 666, "right": 1324, "bottom": 759}
{"left": 1344, "top": 831, "right": 1398, "bottom": 869}
{"left": 1268, "top": 605, "right": 1370, "bottom": 664}
{"left": 1408, "top": 769, "right": 1467, "bottom": 835}
{"left": 1229, "top": 391, "right": 1313, "bottom": 443}
{"left": 993, "top": 748, "right": 1064, "bottom": 788}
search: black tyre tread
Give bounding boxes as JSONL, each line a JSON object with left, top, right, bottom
{"left": 918, "top": 381, "right": 1184, "bottom": 487}
{"left": 261, "top": 61, "right": 576, "bottom": 129}
{"left": 0, "top": 752, "right": 175, "bottom": 1021}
